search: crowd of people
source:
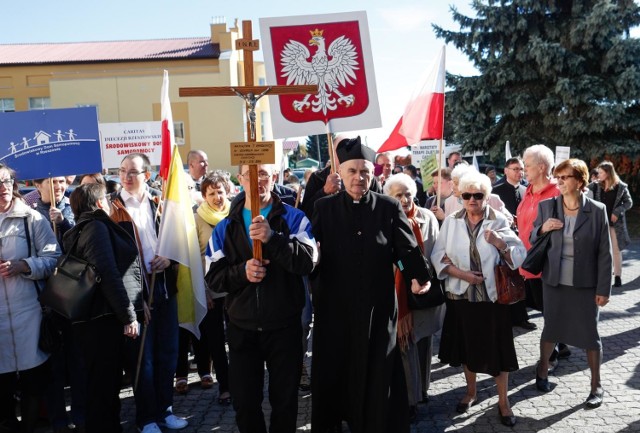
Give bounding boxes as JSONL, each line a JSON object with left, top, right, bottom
{"left": 0, "top": 138, "right": 631, "bottom": 433}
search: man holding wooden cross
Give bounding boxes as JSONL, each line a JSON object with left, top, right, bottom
{"left": 205, "top": 163, "right": 317, "bottom": 433}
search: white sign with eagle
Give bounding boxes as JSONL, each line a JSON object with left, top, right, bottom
{"left": 260, "top": 11, "right": 381, "bottom": 138}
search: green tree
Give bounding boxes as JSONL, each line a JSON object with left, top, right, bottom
{"left": 434, "top": 0, "right": 640, "bottom": 159}
{"left": 305, "top": 134, "right": 335, "bottom": 166}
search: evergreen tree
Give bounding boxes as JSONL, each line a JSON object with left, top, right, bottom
{"left": 434, "top": 0, "right": 640, "bottom": 159}
{"left": 305, "top": 134, "right": 335, "bottom": 166}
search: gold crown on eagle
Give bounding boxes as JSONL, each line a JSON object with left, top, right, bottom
{"left": 309, "top": 28, "right": 324, "bottom": 37}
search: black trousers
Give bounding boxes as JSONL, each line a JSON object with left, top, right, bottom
{"left": 0, "top": 361, "right": 49, "bottom": 433}
{"left": 227, "top": 322, "right": 302, "bottom": 433}
{"left": 176, "top": 300, "right": 230, "bottom": 392}
{"left": 525, "top": 278, "right": 544, "bottom": 312}
{"left": 509, "top": 300, "right": 530, "bottom": 325}
{"left": 74, "top": 315, "right": 125, "bottom": 433}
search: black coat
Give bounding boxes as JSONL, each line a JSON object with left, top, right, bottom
{"left": 206, "top": 192, "right": 315, "bottom": 331}
{"left": 110, "top": 190, "right": 178, "bottom": 300}
{"left": 310, "top": 191, "right": 424, "bottom": 433}
{"left": 62, "top": 210, "right": 143, "bottom": 324}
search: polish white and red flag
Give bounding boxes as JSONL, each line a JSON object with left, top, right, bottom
{"left": 159, "top": 70, "right": 175, "bottom": 182}
{"left": 378, "top": 46, "right": 446, "bottom": 152}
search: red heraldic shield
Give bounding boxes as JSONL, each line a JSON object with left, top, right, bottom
{"left": 269, "top": 20, "right": 369, "bottom": 124}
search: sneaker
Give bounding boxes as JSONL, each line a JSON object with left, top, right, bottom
{"left": 159, "top": 414, "right": 188, "bottom": 430}
{"left": 138, "top": 423, "right": 162, "bottom": 433}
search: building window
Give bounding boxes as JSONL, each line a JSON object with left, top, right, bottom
{"left": 0, "top": 98, "right": 14, "bottom": 112}
{"left": 29, "top": 97, "right": 51, "bottom": 110}
{"left": 76, "top": 103, "right": 99, "bottom": 117}
{"left": 174, "top": 121, "right": 185, "bottom": 145}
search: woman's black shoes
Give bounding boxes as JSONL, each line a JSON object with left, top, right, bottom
{"left": 614, "top": 276, "right": 622, "bottom": 287}
{"left": 498, "top": 408, "right": 517, "bottom": 427}
{"left": 585, "top": 389, "right": 604, "bottom": 408}
{"left": 455, "top": 396, "right": 477, "bottom": 413}
{"left": 535, "top": 363, "right": 552, "bottom": 393}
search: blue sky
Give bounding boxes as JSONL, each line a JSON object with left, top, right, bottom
{"left": 5, "top": 1, "right": 637, "bottom": 149}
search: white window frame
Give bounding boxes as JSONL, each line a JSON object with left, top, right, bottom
{"left": 0, "top": 98, "right": 14, "bottom": 112}
{"left": 28, "top": 97, "right": 51, "bottom": 110}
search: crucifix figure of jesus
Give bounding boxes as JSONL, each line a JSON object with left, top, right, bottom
{"left": 231, "top": 86, "right": 271, "bottom": 140}
{"left": 179, "top": 20, "right": 317, "bottom": 260}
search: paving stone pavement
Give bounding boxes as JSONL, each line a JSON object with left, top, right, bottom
{"left": 41, "top": 241, "right": 640, "bottom": 432}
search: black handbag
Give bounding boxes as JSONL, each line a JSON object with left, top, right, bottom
{"left": 38, "top": 307, "right": 62, "bottom": 353}
{"left": 40, "top": 228, "right": 101, "bottom": 322}
{"left": 406, "top": 278, "right": 445, "bottom": 310}
{"left": 521, "top": 199, "right": 558, "bottom": 275}
{"left": 398, "top": 246, "right": 445, "bottom": 310}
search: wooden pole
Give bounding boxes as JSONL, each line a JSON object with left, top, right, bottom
{"left": 133, "top": 271, "right": 156, "bottom": 392}
{"left": 436, "top": 138, "right": 444, "bottom": 209}
{"left": 48, "top": 178, "right": 57, "bottom": 237}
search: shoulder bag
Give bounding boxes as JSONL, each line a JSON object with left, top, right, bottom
{"left": 40, "top": 225, "right": 101, "bottom": 322}
{"left": 495, "top": 259, "right": 526, "bottom": 304}
{"left": 521, "top": 198, "right": 558, "bottom": 275}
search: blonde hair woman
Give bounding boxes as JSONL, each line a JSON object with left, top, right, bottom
{"left": 589, "top": 161, "right": 633, "bottom": 287}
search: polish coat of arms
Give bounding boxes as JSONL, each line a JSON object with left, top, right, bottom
{"left": 269, "top": 20, "right": 370, "bottom": 123}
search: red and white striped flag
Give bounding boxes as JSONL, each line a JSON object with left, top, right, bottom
{"left": 159, "top": 70, "right": 175, "bottom": 182}
{"left": 400, "top": 45, "right": 446, "bottom": 144}
{"left": 378, "top": 46, "right": 446, "bottom": 152}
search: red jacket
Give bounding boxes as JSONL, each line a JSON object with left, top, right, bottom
{"left": 516, "top": 181, "right": 560, "bottom": 279}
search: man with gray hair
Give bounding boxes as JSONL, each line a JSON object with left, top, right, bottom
{"left": 311, "top": 137, "right": 432, "bottom": 433}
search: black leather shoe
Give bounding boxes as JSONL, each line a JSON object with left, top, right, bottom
{"left": 421, "top": 392, "right": 430, "bottom": 404}
{"left": 499, "top": 408, "right": 517, "bottom": 427}
{"left": 456, "top": 396, "right": 477, "bottom": 413}
{"left": 517, "top": 321, "right": 537, "bottom": 330}
{"left": 585, "top": 389, "right": 604, "bottom": 408}
{"left": 614, "top": 276, "right": 622, "bottom": 287}
{"left": 557, "top": 343, "right": 572, "bottom": 359}
{"left": 536, "top": 373, "right": 551, "bottom": 392}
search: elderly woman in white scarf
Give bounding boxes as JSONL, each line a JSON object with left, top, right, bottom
{"left": 383, "top": 173, "right": 444, "bottom": 421}
{"left": 431, "top": 171, "right": 526, "bottom": 427}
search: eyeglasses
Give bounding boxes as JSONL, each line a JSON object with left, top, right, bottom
{"left": 461, "top": 192, "right": 485, "bottom": 201}
{"left": 506, "top": 167, "right": 524, "bottom": 171}
{"left": 240, "top": 171, "right": 271, "bottom": 181}
{"left": 118, "top": 169, "right": 146, "bottom": 178}
{"left": 0, "top": 178, "right": 13, "bottom": 188}
{"left": 554, "top": 175, "right": 575, "bottom": 181}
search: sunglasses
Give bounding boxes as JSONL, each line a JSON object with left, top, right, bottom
{"left": 461, "top": 192, "right": 485, "bottom": 201}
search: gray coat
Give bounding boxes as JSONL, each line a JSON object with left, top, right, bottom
{"left": 0, "top": 199, "right": 60, "bottom": 374}
{"left": 588, "top": 181, "right": 633, "bottom": 250}
{"left": 531, "top": 195, "right": 612, "bottom": 297}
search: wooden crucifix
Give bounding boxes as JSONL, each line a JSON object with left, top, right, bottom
{"left": 179, "top": 20, "right": 317, "bottom": 261}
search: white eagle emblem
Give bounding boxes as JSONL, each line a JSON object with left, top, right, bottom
{"left": 280, "top": 28, "right": 359, "bottom": 115}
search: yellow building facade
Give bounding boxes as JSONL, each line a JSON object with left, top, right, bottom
{"left": 0, "top": 21, "right": 271, "bottom": 174}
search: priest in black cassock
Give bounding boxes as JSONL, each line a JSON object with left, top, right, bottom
{"left": 310, "top": 137, "right": 432, "bottom": 433}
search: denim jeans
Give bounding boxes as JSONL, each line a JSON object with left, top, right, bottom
{"left": 126, "top": 282, "right": 179, "bottom": 428}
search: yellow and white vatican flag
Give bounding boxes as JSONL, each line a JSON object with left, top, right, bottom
{"left": 156, "top": 146, "right": 207, "bottom": 338}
